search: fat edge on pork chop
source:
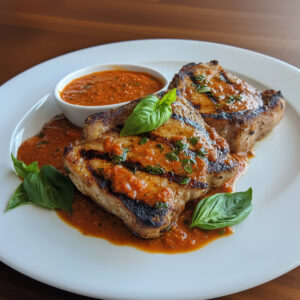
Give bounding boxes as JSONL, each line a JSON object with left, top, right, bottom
{"left": 63, "top": 91, "right": 239, "bottom": 238}
{"left": 169, "top": 60, "right": 286, "bottom": 153}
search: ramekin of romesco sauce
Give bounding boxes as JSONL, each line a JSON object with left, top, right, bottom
{"left": 61, "top": 70, "right": 164, "bottom": 106}
{"left": 54, "top": 64, "right": 167, "bottom": 127}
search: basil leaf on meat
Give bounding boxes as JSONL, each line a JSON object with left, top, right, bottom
{"left": 120, "top": 89, "right": 177, "bottom": 136}
{"left": 190, "top": 188, "right": 252, "bottom": 230}
{"left": 11, "top": 153, "right": 39, "bottom": 178}
{"left": 6, "top": 183, "right": 32, "bottom": 211}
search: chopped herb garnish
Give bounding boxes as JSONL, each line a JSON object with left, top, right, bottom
{"left": 184, "top": 165, "right": 193, "bottom": 174}
{"left": 180, "top": 177, "right": 191, "bottom": 185}
{"left": 165, "top": 152, "right": 179, "bottom": 161}
{"left": 181, "top": 158, "right": 189, "bottom": 165}
{"left": 156, "top": 144, "right": 164, "bottom": 150}
{"left": 196, "top": 84, "right": 211, "bottom": 94}
{"left": 155, "top": 202, "right": 169, "bottom": 210}
{"left": 194, "top": 74, "right": 206, "bottom": 82}
{"left": 182, "top": 158, "right": 196, "bottom": 166}
{"left": 37, "top": 141, "right": 49, "bottom": 146}
{"left": 219, "top": 75, "right": 226, "bottom": 82}
{"left": 133, "top": 82, "right": 140, "bottom": 86}
{"left": 146, "top": 165, "right": 165, "bottom": 175}
{"left": 196, "top": 149, "right": 207, "bottom": 158}
{"left": 188, "top": 137, "right": 199, "bottom": 146}
{"left": 226, "top": 95, "right": 242, "bottom": 104}
{"left": 111, "top": 148, "right": 130, "bottom": 164}
{"left": 139, "top": 137, "right": 149, "bottom": 145}
{"left": 175, "top": 140, "right": 188, "bottom": 151}
{"left": 83, "top": 83, "right": 92, "bottom": 89}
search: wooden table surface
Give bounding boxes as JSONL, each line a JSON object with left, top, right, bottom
{"left": 1, "top": 0, "right": 299, "bottom": 299}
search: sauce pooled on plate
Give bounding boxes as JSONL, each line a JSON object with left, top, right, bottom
{"left": 17, "top": 116, "right": 248, "bottom": 254}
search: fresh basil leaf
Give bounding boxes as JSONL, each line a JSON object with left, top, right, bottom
{"left": 120, "top": 89, "right": 177, "bottom": 136}
{"left": 158, "top": 88, "right": 177, "bottom": 106}
{"left": 6, "top": 183, "right": 32, "bottom": 211}
{"left": 23, "top": 166, "right": 74, "bottom": 211}
{"left": 11, "top": 153, "right": 39, "bottom": 179}
{"left": 41, "top": 165, "right": 74, "bottom": 210}
{"left": 190, "top": 188, "right": 252, "bottom": 230}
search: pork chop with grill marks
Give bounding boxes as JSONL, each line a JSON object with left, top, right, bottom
{"left": 63, "top": 92, "right": 239, "bottom": 238}
{"left": 169, "top": 60, "right": 286, "bottom": 153}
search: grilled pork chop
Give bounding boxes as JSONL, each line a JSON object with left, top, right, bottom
{"left": 169, "top": 60, "right": 286, "bottom": 153}
{"left": 64, "top": 92, "right": 239, "bottom": 238}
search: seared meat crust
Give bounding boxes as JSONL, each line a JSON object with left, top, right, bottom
{"left": 169, "top": 61, "right": 286, "bottom": 153}
{"left": 64, "top": 92, "right": 239, "bottom": 238}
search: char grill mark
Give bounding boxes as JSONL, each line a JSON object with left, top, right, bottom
{"left": 201, "top": 90, "right": 283, "bottom": 123}
{"left": 208, "top": 160, "right": 236, "bottom": 173}
{"left": 169, "top": 61, "right": 286, "bottom": 153}
{"left": 64, "top": 84, "right": 241, "bottom": 238}
{"left": 187, "top": 70, "right": 219, "bottom": 104}
{"left": 205, "top": 93, "right": 219, "bottom": 104}
{"left": 170, "top": 113, "right": 206, "bottom": 132}
{"left": 219, "top": 70, "right": 233, "bottom": 85}
{"left": 80, "top": 149, "right": 208, "bottom": 189}
{"left": 88, "top": 166, "right": 168, "bottom": 228}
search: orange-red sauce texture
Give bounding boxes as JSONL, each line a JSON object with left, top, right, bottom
{"left": 60, "top": 70, "right": 164, "bottom": 106}
{"left": 17, "top": 116, "right": 248, "bottom": 254}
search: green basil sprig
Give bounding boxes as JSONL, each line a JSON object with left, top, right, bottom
{"left": 6, "top": 154, "right": 74, "bottom": 212}
{"left": 190, "top": 188, "right": 252, "bottom": 230}
{"left": 120, "top": 89, "right": 177, "bottom": 136}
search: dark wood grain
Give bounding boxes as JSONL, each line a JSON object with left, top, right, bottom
{"left": 0, "top": 0, "right": 299, "bottom": 299}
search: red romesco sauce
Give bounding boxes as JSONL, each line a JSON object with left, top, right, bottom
{"left": 60, "top": 70, "right": 164, "bottom": 106}
{"left": 17, "top": 116, "right": 248, "bottom": 254}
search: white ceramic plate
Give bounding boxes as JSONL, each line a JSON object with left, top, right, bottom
{"left": 0, "top": 39, "right": 299, "bottom": 300}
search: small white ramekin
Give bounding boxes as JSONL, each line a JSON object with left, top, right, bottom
{"left": 54, "top": 64, "right": 168, "bottom": 127}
